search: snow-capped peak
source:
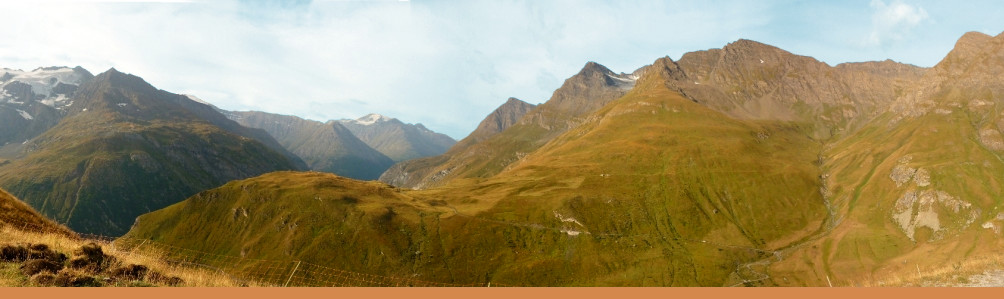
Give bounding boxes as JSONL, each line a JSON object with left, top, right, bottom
{"left": 353, "top": 113, "right": 394, "bottom": 125}
{"left": 1, "top": 66, "right": 88, "bottom": 108}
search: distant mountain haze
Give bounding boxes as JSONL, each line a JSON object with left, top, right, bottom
{"left": 338, "top": 113, "right": 456, "bottom": 162}
{"left": 223, "top": 110, "right": 394, "bottom": 180}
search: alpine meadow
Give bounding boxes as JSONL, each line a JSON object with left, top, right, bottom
{"left": 2, "top": 0, "right": 1004, "bottom": 288}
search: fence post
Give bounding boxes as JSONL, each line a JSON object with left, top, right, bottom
{"left": 284, "top": 261, "right": 301, "bottom": 287}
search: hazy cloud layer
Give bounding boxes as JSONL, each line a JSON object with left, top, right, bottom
{"left": 866, "top": 0, "right": 929, "bottom": 47}
{"left": 0, "top": 0, "right": 1001, "bottom": 138}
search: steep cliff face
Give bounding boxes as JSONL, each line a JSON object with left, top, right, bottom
{"left": 0, "top": 69, "right": 301, "bottom": 236}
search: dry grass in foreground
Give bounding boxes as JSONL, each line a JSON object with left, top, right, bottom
{"left": 0, "top": 225, "right": 266, "bottom": 287}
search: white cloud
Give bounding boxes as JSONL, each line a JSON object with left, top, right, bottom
{"left": 865, "top": 0, "right": 929, "bottom": 47}
{"left": 12, "top": 0, "right": 993, "bottom": 139}
{"left": 0, "top": 0, "right": 776, "bottom": 139}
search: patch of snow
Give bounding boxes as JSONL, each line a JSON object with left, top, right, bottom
{"left": 117, "top": 103, "right": 128, "bottom": 107}
{"left": 38, "top": 94, "right": 70, "bottom": 108}
{"left": 606, "top": 73, "right": 637, "bottom": 83}
{"left": 353, "top": 113, "right": 393, "bottom": 125}
{"left": 16, "top": 109, "right": 33, "bottom": 120}
{"left": 606, "top": 73, "right": 638, "bottom": 90}
{"left": 0, "top": 67, "right": 84, "bottom": 97}
{"left": 82, "top": 108, "right": 88, "bottom": 112}
{"left": 22, "top": 139, "right": 29, "bottom": 145}
{"left": 760, "top": 59, "right": 764, "bottom": 64}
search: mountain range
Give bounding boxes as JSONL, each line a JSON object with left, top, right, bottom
{"left": 126, "top": 31, "right": 1004, "bottom": 286}
{"left": 222, "top": 110, "right": 395, "bottom": 180}
{"left": 219, "top": 110, "right": 456, "bottom": 180}
{"left": 338, "top": 113, "right": 456, "bottom": 162}
{"left": 3, "top": 31, "right": 1004, "bottom": 286}
{"left": 0, "top": 69, "right": 304, "bottom": 236}
{"left": 0, "top": 66, "right": 458, "bottom": 235}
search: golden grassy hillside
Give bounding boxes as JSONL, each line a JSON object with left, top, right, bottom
{"left": 1, "top": 188, "right": 254, "bottom": 287}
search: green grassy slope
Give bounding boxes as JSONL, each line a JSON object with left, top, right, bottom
{"left": 379, "top": 63, "right": 633, "bottom": 189}
{"left": 0, "top": 188, "right": 73, "bottom": 236}
{"left": 126, "top": 60, "right": 828, "bottom": 286}
{"left": 0, "top": 69, "right": 300, "bottom": 236}
{"left": 768, "top": 31, "right": 1004, "bottom": 286}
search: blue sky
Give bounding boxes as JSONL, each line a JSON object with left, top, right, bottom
{"left": 1, "top": 0, "right": 1002, "bottom": 139}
